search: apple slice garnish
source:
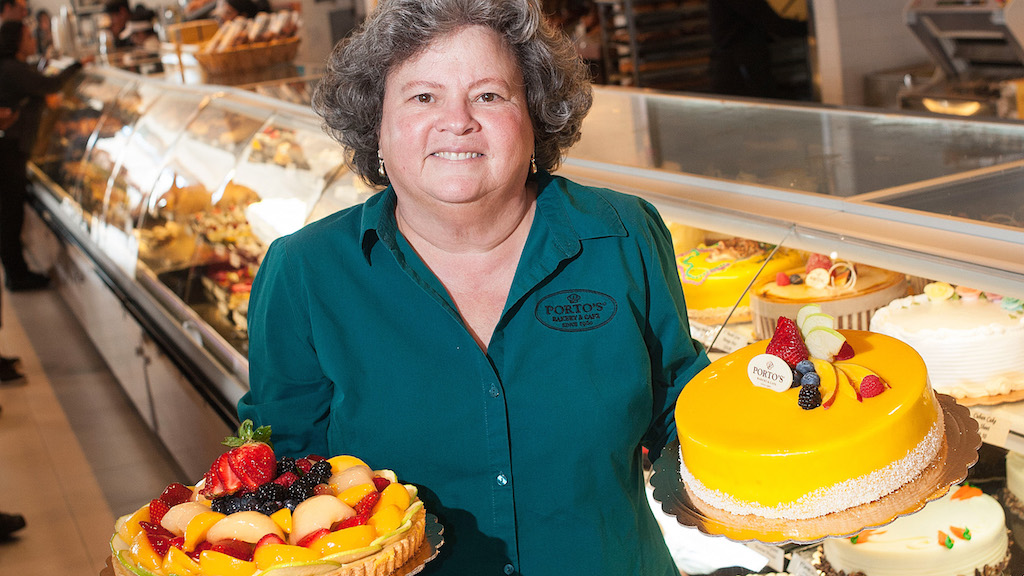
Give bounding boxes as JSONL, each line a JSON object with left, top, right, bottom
{"left": 796, "top": 304, "right": 823, "bottom": 329}
{"left": 804, "top": 326, "right": 847, "bottom": 360}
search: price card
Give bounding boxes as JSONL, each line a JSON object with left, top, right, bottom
{"left": 744, "top": 541, "right": 785, "bottom": 572}
{"left": 786, "top": 549, "right": 820, "bottom": 576}
{"left": 689, "top": 321, "right": 750, "bottom": 354}
{"left": 969, "top": 408, "right": 1010, "bottom": 447}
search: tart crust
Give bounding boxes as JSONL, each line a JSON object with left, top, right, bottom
{"left": 112, "top": 507, "right": 427, "bottom": 576}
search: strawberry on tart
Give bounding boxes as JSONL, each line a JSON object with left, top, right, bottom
{"left": 109, "top": 420, "right": 430, "bottom": 576}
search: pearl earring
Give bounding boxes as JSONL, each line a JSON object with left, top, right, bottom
{"left": 377, "top": 152, "right": 386, "bottom": 178}
{"left": 530, "top": 154, "right": 537, "bottom": 175}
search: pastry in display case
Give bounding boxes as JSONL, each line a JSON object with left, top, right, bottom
{"left": 100, "top": 87, "right": 208, "bottom": 237}
{"left": 871, "top": 282, "right": 1024, "bottom": 404}
{"left": 675, "top": 235, "right": 805, "bottom": 326}
{"left": 749, "top": 254, "right": 908, "bottom": 340}
{"left": 32, "top": 70, "right": 129, "bottom": 209}
{"left": 77, "top": 81, "right": 169, "bottom": 224}
{"left": 136, "top": 95, "right": 270, "bottom": 275}
{"left": 184, "top": 111, "right": 347, "bottom": 346}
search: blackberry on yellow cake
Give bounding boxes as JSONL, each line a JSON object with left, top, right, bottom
{"left": 109, "top": 421, "right": 428, "bottom": 576}
{"left": 675, "top": 305, "right": 945, "bottom": 521}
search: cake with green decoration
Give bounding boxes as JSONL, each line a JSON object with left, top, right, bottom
{"left": 819, "top": 484, "right": 1009, "bottom": 576}
{"left": 109, "top": 420, "right": 427, "bottom": 576}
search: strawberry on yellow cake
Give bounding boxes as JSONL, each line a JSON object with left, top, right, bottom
{"left": 675, "top": 306, "right": 945, "bottom": 521}
{"left": 109, "top": 421, "right": 428, "bottom": 576}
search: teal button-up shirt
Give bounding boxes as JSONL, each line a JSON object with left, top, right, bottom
{"left": 239, "top": 172, "right": 710, "bottom": 575}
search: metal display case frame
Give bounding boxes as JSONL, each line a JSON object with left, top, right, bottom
{"left": 26, "top": 69, "right": 1024, "bottom": 471}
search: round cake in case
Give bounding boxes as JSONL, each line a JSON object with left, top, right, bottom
{"left": 819, "top": 484, "right": 1010, "bottom": 576}
{"left": 675, "top": 315, "right": 943, "bottom": 521}
{"left": 750, "top": 256, "right": 907, "bottom": 340}
{"left": 677, "top": 238, "right": 804, "bottom": 325}
{"left": 870, "top": 283, "right": 1024, "bottom": 402}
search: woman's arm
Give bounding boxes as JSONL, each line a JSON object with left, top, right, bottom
{"left": 10, "top": 60, "right": 83, "bottom": 98}
{"left": 639, "top": 200, "right": 711, "bottom": 460}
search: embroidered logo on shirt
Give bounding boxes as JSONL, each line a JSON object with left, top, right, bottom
{"left": 535, "top": 290, "right": 617, "bottom": 332}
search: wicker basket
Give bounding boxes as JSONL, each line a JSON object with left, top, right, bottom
{"left": 166, "top": 19, "right": 220, "bottom": 45}
{"left": 195, "top": 36, "right": 300, "bottom": 74}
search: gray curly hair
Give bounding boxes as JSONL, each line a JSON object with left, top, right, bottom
{"left": 311, "top": 0, "right": 593, "bottom": 187}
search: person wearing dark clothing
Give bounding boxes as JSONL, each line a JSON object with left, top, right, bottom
{"left": 708, "top": 0, "right": 807, "bottom": 98}
{"left": 104, "top": 0, "right": 133, "bottom": 48}
{"left": 0, "top": 20, "right": 83, "bottom": 292}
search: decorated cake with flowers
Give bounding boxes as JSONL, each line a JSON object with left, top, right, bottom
{"left": 819, "top": 483, "right": 1010, "bottom": 576}
{"left": 675, "top": 304, "right": 946, "bottom": 522}
{"left": 677, "top": 238, "right": 805, "bottom": 325}
{"left": 871, "top": 282, "right": 1024, "bottom": 402}
{"left": 110, "top": 421, "right": 429, "bottom": 576}
{"left": 750, "top": 253, "right": 907, "bottom": 340}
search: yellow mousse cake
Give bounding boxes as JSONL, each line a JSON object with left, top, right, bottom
{"left": 677, "top": 238, "right": 804, "bottom": 325}
{"left": 675, "top": 329, "right": 943, "bottom": 520}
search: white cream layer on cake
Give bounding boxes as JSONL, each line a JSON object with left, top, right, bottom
{"left": 822, "top": 485, "right": 1008, "bottom": 576}
{"left": 1006, "top": 451, "right": 1024, "bottom": 507}
{"left": 870, "top": 294, "right": 1024, "bottom": 399}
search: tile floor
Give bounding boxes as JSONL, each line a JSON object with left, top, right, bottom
{"left": 0, "top": 284, "right": 183, "bottom": 576}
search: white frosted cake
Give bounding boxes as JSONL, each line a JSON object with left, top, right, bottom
{"left": 870, "top": 284, "right": 1024, "bottom": 400}
{"left": 1004, "top": 450, "right": 1024, "bottom": 518}
{"left": 820, "top": 484, "right": 1009, "bottom": 576}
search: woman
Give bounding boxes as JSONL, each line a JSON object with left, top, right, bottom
{"left": 239, "top": 0, "right": 709, "bottom": 573}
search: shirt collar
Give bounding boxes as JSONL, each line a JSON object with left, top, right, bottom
{"left": 358, "top": 171, "right": 628, "bottom": 263}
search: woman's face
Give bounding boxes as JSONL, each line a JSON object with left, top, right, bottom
{"left": 379, "top": 25, "right": 534, "bottom": 209}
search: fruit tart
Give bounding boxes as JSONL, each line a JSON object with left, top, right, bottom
{"left": 110, "top": 421, "right": 428, "bottom": 576}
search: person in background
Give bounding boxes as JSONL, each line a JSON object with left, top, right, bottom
{"left": 121, "top": 5, "right": 160, "bottom": 53}
{"left": 240, "top": 0, "right": 709, "bottom": 573}
{"left": 103, "top": 0, "right": 133, "bottom": 48}
{"left": 0, "top": 20, "right": 85, "bottom": 293}
{"left": 0, "top": 510, "right": 25, "bottom": 540}
{"left": 35, "top": 9, "right": 52, "bottom": 57}
{"left": 217, "top": 0, "right": 261, "bottom": 22}
{"left": 708, "top": 0, "right": 807, "bottom": 98}
{"left": 0, "top": 0, "right": 26, "bottom": 23}
{"left": 0, "top": 105, "right": 23, "bottom": 382}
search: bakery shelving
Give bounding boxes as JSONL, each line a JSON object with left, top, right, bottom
{"left": 25, "top": 68, "right": 1024, "bottom": 475}
{"left": 596, "top": 0, "right": 713, "bottom": 91}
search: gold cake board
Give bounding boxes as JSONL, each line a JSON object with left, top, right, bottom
{"left": 651, "top": 394, "right": 981, "bottom": 544}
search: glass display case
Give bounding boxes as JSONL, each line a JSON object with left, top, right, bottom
{"left": 27, "top": 69, "right": 1024, "bottom": 439}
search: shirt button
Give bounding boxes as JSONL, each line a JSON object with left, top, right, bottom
{"left": 503, "top": 563, "right": 515, "bottom": 575}
{"left": 496, "top": 473, "right": 508, "bottom": 486}
{"left": 488, "top": 384, "right": 500, "bottom": 397}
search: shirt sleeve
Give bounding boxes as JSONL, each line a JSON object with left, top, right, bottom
{"left": 238, "top": 236, "right": 333, "bottom": 458}
{"left": 12, "top": 60, "right": 82, "bottom": 98}
{"left": 637, "top": 200, "right": 711, "bottom": 461}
